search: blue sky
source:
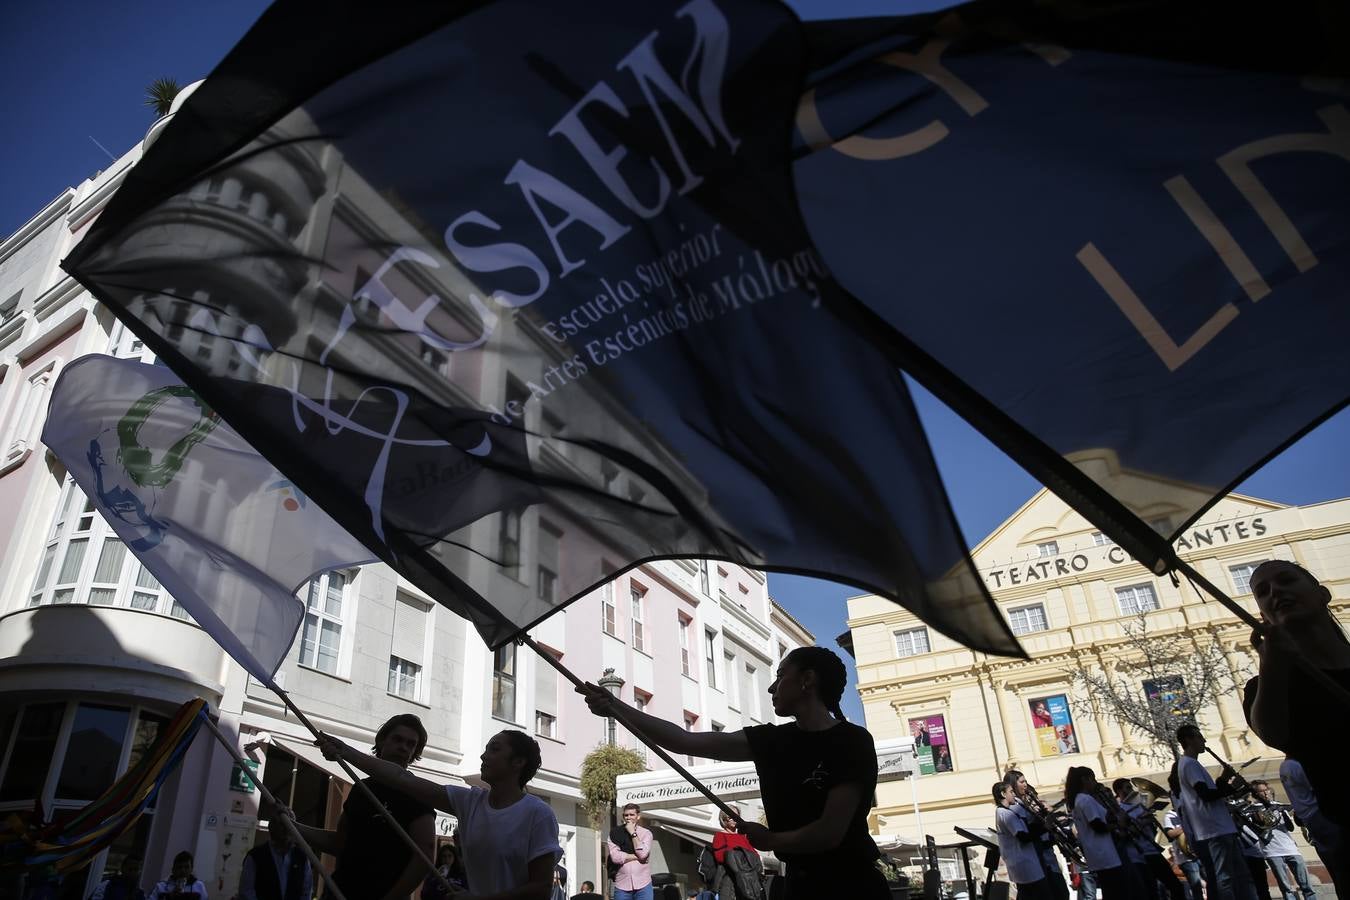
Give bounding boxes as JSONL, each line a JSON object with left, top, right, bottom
{"left": 4, "top": 1, "right": 1348, "bottom": 724}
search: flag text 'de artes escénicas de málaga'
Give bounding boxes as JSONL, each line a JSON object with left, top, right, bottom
{"left": 60, "top": 0, "right": 1023, "bottom": 654}
{"left": 793, "top": 0, "right": 1349, "bottom": 570}
{"left": 42, "top": 355, "right": 376, "bottom": 684}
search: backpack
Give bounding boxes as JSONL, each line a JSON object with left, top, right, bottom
{"left": 725, "top": 846, "right": 766, "bottom": 900}
{"left": 696, "top": 844, "right": 718, "bottom": 886}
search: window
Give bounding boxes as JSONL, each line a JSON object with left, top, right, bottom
{"left": 1229, "top": 562, "right": 1259, "bottom": 595}
{"left": 537, "top": 521, "right": 561, "bottom": 604}
{"left": 725, "top": 652, "right": 738, "bottom": 708}
{"left": 299, "top": 571, "right": 348, "bottom": 675}
{"left": 678, "top": 614, "right": 693, "bottom": 677}
{"left": 777, "top": 641, "right": 788, "bottom": 662}
{"left": 634, "top": 690, "right": 650, "bottom": 713}
{"left": 1116, "top": 583, "right": 1160, "bottom": 616}
{"left": 894, "top": 627, "right": 931, "bottom": 658}
{"left": 1091, "top": 531, "right": 1114, "bottom": 546}
{"left": 498, "top": 509, "right": 522, "bottom": 580}
{"left": 492, "top": 644, "right": 517, "bottom": 722}
{"left": 107, "top": 320, "right": 150, "bottom": 362}
{"left": 1008, "top": 603, "right": 1048, "bottom": 636}
{"left": 0, "top": 702, "right": 64, "bottom": 800}
{"left": 705, "top": 629, "right": 717, "bottom": 689}
{"left": 1036, "top": 541, "right": 1059, "bottom": 558}
{"left": 27, "top": 479, "right": 191, "bottom": 620}
{"left": 699, "top": 560, "right": 710, "bottom": 596}
{"left": 742, "top": 664, "right": 759, "bottom": 721}
{"left": 535, "top": 650, "right": 559, "bottom": 738}
{"left": 684, "top": 713, "right": 698, "bottom": 765}
{"left": 601, "top": 580, "right": 618, "bottom": 638}
{"left": 3, "top": 360, "right": 58, "bottom": 471}
{"left": 711, "top": 722, "right": 725, "bottom": 732}
{"left": 0, "top": 700, "right": 167, "bottom": 897}
{"left": 0, "top": 290, "right": 20, "bottom": 324}
{"left": 390, "top": 592, "right": 428, "bottom": 699}
{"left": 630, "top": 585, "right": 646, "bottom": 653}
{"left": 388, "top": 657, "right": 421, "bottom": 700}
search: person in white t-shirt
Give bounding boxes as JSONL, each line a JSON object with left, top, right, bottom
{"left": 1250, "top": 780, "right": 1317, "bottom": 900}
{"left": 1164, "top": 767, "right": 1205, "bottom": 900}
{"left": 1279, "top": 757, "right": 1342, "bottom": 882}
{"left": 993, "top": 782, "right": 1049, "bottom": 900}
{"left": 318, "top": 728, "right": 562, "bottom": 900}
{"left": 1112, "top": 778, "right": 1183, "bottom": 900}
{"left": 1065, "top": 767, "right": 1128, "bottom": 900}
{"left": 1176, "top": 724, "right": 1260, "bottom": 900}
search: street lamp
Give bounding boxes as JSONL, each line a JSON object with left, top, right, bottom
{"left": 598, "top": 667, "right": 625, "bottom": 746}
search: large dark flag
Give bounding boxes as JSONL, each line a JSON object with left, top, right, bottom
{"left": 793, "top": 0, "right": 1350, "bottom": 569}
{"left": 61, "top": 0, "right": 1020, "bottom": 654}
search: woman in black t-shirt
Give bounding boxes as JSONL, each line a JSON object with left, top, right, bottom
{"left": 1242, "top": 559, "right": 1350, "bottom": 897}
{"left": 578, "top": 646, "right": 887, "bottom": 900}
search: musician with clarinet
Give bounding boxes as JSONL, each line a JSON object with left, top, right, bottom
{"left": 1005, "top": 770, "right": 1073, "bottom": 900}
{"left": 994, "top": 782, "right": 1051, "bottom": 900}
{"left": 1065, "top": 766, "right": 1138, "bottom": 900}
{"left": 1113, "top": 778, "right": 1184, "bottom": 900}
{"left": 1164, "top": 765, "right": 1205, "bottom": 900}
{"left": 1176, "top": 724, "right": 1260, "bottom": 900}
{"left": 1250, "top": 780, "right": 1317, "bottom": 900}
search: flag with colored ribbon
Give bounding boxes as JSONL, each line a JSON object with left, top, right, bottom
{"left": 0, "top": 698, "right": 206, "bottom": 874}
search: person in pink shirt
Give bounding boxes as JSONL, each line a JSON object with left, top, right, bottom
{"left": 607, "top": 803, "right": 654, "bottom": 900}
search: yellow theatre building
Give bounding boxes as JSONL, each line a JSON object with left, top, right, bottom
{"left": 846, "top": 462, "right": 1350, "bottom": 885}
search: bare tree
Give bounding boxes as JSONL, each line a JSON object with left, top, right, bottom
{"left": 1067, "top": 611, "right": 1250, "bottom": 766}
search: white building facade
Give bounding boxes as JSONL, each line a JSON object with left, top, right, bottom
{"left": 0, "top": 95, "right": 813, "bottom": 899}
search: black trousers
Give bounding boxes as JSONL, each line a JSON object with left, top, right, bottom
{"left": 781, "top": 865, "right": 888, "bottom": 900}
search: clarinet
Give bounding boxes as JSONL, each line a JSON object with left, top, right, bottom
{"left": 1092, "top": 784, "right": 1159, "bottom": 848}
{"left": 1018, "top": 788, "right": 1086, "bottom": 868}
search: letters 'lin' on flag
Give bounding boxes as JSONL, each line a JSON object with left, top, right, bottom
{"left": 61, "top": 1, "right": 1023, "bottom": 655}
{"left": 794, "top": 0, "right": 1350, "bottom": 570}
{"left": 42, "top": 356, "right": 376, "bottom": 684}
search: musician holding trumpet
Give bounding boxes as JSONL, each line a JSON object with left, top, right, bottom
{"left": 1112, "top": 778, "right": 1184, "bottom": 900}
{"left": 1249, "top": 780, "right": 1317, "bottom": 900}
{"left": 1176, "top": 724, "right": 1260, "bottom": 900}
{"left": 1064, "top": 766, "right": 1142, "bottom": 900}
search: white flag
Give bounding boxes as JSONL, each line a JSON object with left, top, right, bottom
{"left": 42, "top": 354, "right": 376, "bottom": 684}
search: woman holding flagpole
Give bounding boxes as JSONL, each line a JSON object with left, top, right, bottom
{"left": 578, "top": 646, "right": 887, "bottom": 900}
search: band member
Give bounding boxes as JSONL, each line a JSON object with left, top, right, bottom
{"left": 994, "top": 782, "right": 1049, "bottom": 900}
{"left": 1163, "top": 768, "right": 1205, "bottom": 900}
{"left": 1004, "top": 770, "right": 1070, "bottom": 900}
{"left": 147, "top": 852, "right": 207, "bottom": 900}
{"left": 1113, "top": 778, "right": 1183, "bottom": 900}
{"left": 1237, "top": 817, "right": 1274, "bottom": 900}
{"left": 1279, "top": 757, "right": 1342, "bottom": 888}
{"left": 1065, "top": 767, "right": 1127, "bottom": 900}
{"left": 1243, "top": 560, "right": 1350, "bottom": 897}
{"left": 287, "top": 714, "right": 435, "bottom": 900}
{"left": 1175, "top": 724, "right": 1260, "bottom": 900}
{"left": 578, "top": 646, "right": 888, "bottom": 900}
{"left": 1250, "top": 780, "right": 1317, "bottom": 900}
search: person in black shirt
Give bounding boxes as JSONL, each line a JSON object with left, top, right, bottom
{"left": 1242, "top": 560, "right": 1350, "bottom": 897}
{"left": 578, "top": 646, "right": 886, "bottom": 900}
{"left": 286, "top": 714, "right": 435, "bottom": 900}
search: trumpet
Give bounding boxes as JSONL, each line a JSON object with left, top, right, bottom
{"left": 1016, "top": 785, "right": 1085, "bottom": 868}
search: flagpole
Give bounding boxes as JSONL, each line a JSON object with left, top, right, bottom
{"left": 267, "top": 685, "right": 455, "bottom": 895}
{"left": 1171, "top": 556, "right": 1350, "bottom": 712}
{"left": 200, "top": 714, "right": 349, "bottom": 900}
{"left": 522, "top": 635, "right": 745, "bottom": 825}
